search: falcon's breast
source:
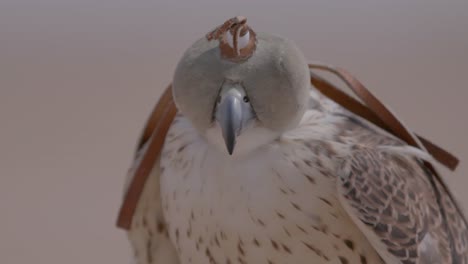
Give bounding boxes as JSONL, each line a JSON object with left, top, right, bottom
{"left": 159, "top": 108, "right": 384, "bottom": 264}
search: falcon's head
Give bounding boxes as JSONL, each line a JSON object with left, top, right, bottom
{"left": 172, "top": 16, "right": 310, "bottom": 156}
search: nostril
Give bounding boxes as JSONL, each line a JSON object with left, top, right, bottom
{"left": 217, "top": 95, "right": 222, "bottom": 103}
{"left": 243, "top": 96, "right": 250, "bottom": 103}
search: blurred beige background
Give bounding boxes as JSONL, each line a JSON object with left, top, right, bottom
{"left": 1, "top": 0, "right": 467, "bottom": 263}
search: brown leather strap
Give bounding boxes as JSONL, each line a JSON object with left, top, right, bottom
{"left": 308, "top": 63, "right": 459, "bottom": 171}
{"left": 137, "top": 86, "right": 174, "bottom": 151}
{"left": 116, "top": 64, "right": 460, "bottom": 230}
{"left": 116, "top": 86, "right": 177, "bottom": 230}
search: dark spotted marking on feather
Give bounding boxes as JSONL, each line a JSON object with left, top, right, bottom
{"left": 214, "top": 234, "right": 220, "bottom": 247}
{"left": 237, "top": 240, "right": 245, "bottom": 256}
{"left": 253, "top": 238, "right": 260, "bottom": 247}
{"left": 279, "top": 188, "right": 288, "bottom": 195}
{"left": 343, "top": 239, "right": 354, "bottom": 250}
{"left": 292, "top": 161, "right": 300, "bottom": 170}
{"left": 319, "top": 169, "right": 333, "bottom": 178}
{"left": 190, "top": 210, "right": 195, "bottom": 220}
{"left": 360, "top": 254, "right": 368, "bottom": 264}
{"left": 297, "top": 224, "right": 307, "bottom": 234}
{"left": 315, "top": 158, "right": 324, "bottom": 168}
{"left": 282, "top": 243, "right": 292, "bottom": 254}
{"left": 339, "top": 256, "right": 349, "bottom": 264}
{"left": 177, "top": 143, "right": 188, "bottom": 153}
{"left": 291, "top": 202, "right": 302, "bottom": 211}
{"left": 157, "top": 220, "right": 165, "bottom": 233}
{"left": 319, "top": 197, "right": 333, "bottom": 206}
{"left": 302, "top": 241, "right": 330, "bottom": 261}
{"left": 332, "top": 233, "right": 341, "bottom": 238}
{"left": 271, "top": 239, "right": 279, "bottom": 250}
{"left": 304, "top": 174, "right": 316, "bottom": 184}
{"left": 220, "top": 231, "right": 227, "bottom": 240}
{"left": 257, "top": 218, "right": 265, "bottom": 226}
{"left": 205, "top": 247, "right": 217, "bottom": 264}
{"left": 276, "top": 211, "right": 285, "bottom": 219}
{"left": 175, "top": 228, "right": 180, "bottom": 243}
{"left": 197, "top": 236, "right": 204, "bottom": 244}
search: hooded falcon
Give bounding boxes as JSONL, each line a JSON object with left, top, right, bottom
{"left": 122, "top": 16, "right": 468, "bottom": 264}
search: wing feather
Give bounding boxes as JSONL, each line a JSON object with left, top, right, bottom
{"left": 335, "top": 123, "right": 468, "bottom": 264}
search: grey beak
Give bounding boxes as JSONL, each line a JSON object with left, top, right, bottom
{"left": 215, "top": 85, "right": 254, "bottom": 155}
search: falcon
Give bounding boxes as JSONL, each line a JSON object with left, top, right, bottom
{"left": 120, "top": 16, "right": 468, "bottom": 264}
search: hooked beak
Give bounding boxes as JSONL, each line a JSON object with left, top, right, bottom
{"left": 215, "top": 84, "right": 254, "bottom": 155}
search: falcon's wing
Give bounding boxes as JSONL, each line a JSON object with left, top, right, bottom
{"left": 124, "top": 140, "right": 180, "bottom": 264}
{"left": 335, "top": 118, "right": 468, "bottom": 264}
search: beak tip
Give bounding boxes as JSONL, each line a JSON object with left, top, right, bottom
{"left": 226, "top": 141, "right": 235, "bottom": 155}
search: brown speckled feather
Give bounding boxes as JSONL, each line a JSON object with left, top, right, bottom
{"left": 335, "top": 113, "right": 468, "bottom": 264}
